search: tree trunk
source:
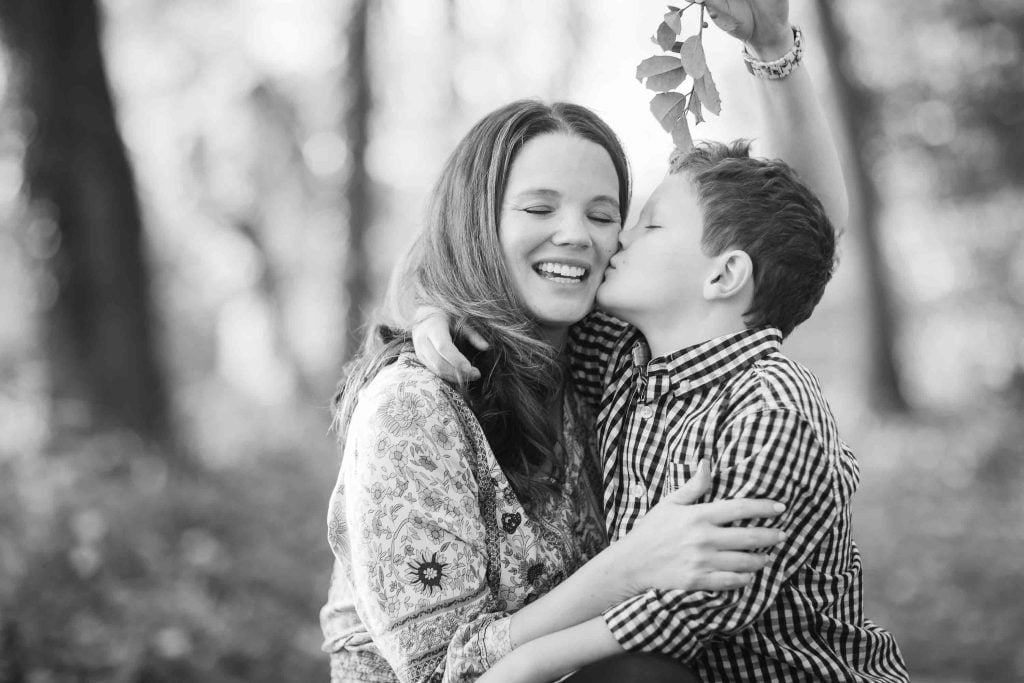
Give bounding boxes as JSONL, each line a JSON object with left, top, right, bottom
{"left": 816, "top": 0, "right": 909, "bottom": 413}
{"left": 341, "top": 0, "right": 374, "bottom": 362}
{"left": 0, "top": 0, "right": 172, "bottom": 441}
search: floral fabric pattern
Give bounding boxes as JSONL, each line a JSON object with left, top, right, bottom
{"left": 321, "top": 354, "right": 607, "bottom": 682}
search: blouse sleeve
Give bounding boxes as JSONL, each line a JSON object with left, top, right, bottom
{"left": 334, "top": 370, "right": 512, "bottom": 682}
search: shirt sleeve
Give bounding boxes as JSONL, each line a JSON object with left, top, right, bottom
{"left": 602, "top": 408, "right": 838, "bottom": 661}
{"left": 335, "top": 374, "right": 512, "bottom": 682}
{"left": 566, "top": 311, "right": 633, "bottom": 408}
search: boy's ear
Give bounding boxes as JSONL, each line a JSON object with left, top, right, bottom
{"left": 703, "top": 249, "right": 753, "bottom": 301}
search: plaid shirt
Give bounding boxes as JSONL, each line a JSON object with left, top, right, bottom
{"left": 568, "top": 312, "right": 907, "bottom": 682}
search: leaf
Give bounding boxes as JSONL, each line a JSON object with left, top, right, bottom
{"left": 647, "top": 68, "right": 687, "bottom": 92}
{"left": 650, "top": 92, "right": 687, "bottom": 133}
{"left": 688, "top": 89, "right": 705, "bottom": 124}
{"left": 635, "top": 55, "right": 684, "bottom": 81}
{"left": 670, "top": 41, "right": 683, "bottom": 53}
{"left": 694, "top": 70, "right": 722, "bottom": 116}
{"left": 636, "top": 56, "right": 686, "bottom": 91}
{"left": 671, "top": 116, "right": 694, "bottom": 151}
{"left": 663, "top": 9, "right": 682, "bottom": 34}
{"left": 655, "top": 21, "right": 676, "bottom": 51}
{"left": 678, "top": 35, "right": 707, "bottom": 79}
{"left": 667, "top": 4, "right": 681, "bottom": 10}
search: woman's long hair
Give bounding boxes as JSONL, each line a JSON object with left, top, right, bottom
{"left": 336, "top": 100, "right": 630, "bottom": 510}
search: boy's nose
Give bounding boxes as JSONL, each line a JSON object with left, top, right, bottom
{"left": 618, "top": 224, "right": 638, "bottom": 249}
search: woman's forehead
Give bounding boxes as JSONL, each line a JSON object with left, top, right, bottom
{"left": 506, "top": 133, "right": 619, "bottom": 197}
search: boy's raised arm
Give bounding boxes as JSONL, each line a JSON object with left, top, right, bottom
{"left": 706, "top": 0, "right": 849, "bottom": 228}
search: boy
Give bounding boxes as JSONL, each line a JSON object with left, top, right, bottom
{"left": 539, "top": 140, "right": 908, "bottom": 681}
{"left": 421, "top": 141, "right": 908, "bottom": 682}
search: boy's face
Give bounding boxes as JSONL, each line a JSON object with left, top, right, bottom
{"left": 596, "top": 173, "right": 712, "bottom": 326}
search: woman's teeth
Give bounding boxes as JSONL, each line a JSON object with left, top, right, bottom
{"left": 534, "top": 262, "right": 587, "bottom": 282}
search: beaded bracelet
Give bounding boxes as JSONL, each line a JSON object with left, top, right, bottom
{"left": 742, "top": 26, "right": 803, "bottom": 80}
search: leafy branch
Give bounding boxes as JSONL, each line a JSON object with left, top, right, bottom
{"left": 635, "top": 2, "right": 722, "bottom": 151}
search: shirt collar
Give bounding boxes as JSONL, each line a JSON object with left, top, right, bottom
{"left": 631, "top": 327, "right": 782, "bottom": 398}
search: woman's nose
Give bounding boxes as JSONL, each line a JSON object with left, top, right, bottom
{"left": 551, "top": 213, "right": 590, "bottom": 247}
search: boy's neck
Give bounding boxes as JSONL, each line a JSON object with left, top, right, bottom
{"left": 638, "top": 309, "right": 748, "bottom": 358}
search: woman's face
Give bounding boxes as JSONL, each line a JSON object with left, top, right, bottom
{"left": 499, "top": 132, "right": 621, "bottom": 335}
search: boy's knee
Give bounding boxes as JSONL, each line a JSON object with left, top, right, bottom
{"left": 564, "top": 652, "right": 700, "bottom": 683}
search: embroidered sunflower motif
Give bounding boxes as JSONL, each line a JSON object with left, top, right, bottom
{"left": 408, "top": 552, "right": 448, "bottom": 594}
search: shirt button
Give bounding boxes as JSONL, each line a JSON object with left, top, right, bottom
{"left": 677, "top": 379, "right": 691, "bottom": 393}
{"left": 637, "top": 404, "right": 654, "bottom": 419}
{"left": 629, "top": 482, "right": 646, "bottom": 498}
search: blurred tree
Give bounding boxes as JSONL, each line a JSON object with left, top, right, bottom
{"left": 0, "top": 0, "right": 171, "bottom": 442}
{"left": 815, "top": 0, "right": 909, "bottom": 413}
{"left": 341, "top": 0, "right": 374, "bottom": 361}
{"left": 889, "top": 0, "right": 1024, "bottom": 198}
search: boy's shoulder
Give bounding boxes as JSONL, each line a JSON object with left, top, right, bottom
{"left": 724, "top": 350, "right": 840, "bottom": 439}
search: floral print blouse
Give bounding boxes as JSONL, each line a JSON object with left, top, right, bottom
{"left": 320, "top": 354, "right": 608, "bottom": 683}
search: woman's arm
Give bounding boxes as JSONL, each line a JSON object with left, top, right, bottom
{"left": 706, "top": 0, "right": 849, "bottom": 228}
{"left": 339, "top": 372, "right": 514, "bottom": 682}
{"left": 507, "top": 460, "right": 786, "bottom": 649}
{"left": 339, "top": 379, "right": 784, "bottom": 683}
{"left": 480, "top": 618, "right": 622, "bottom": 683}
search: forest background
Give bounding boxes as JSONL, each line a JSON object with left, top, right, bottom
{"left": 0, "top": 0, "right": 1022, "bottom": 681}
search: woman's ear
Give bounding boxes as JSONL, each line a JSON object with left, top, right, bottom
{"left": 703, "top": 250, "right": 753, "bottom": 301}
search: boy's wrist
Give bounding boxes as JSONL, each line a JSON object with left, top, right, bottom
{"left": 745, "top": 27, "right": 795, "bottom": 61}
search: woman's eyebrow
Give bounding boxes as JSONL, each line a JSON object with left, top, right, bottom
{"left": 590, "top": 195, "right": 619, "bottom": 207}
{"left": 508, "top": 188, "right": 561, "bottom": 200}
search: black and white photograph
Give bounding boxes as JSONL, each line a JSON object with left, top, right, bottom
{"left": 0, "top": 1, "right": 1021, "bottom": 681}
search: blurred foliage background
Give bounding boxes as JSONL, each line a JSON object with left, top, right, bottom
{"left": 0, "top": 0, "right": 1021, "bottom": 681}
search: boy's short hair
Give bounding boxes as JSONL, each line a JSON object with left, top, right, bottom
{"left": 670, "top": 140, "right": 837, "bottom": 337}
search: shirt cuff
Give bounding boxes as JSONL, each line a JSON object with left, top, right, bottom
{"left": 603, "top": 590, "right": 701, "bottom": 661}
{"left": 479, "top": 615, "right": 513, "bottom": 668}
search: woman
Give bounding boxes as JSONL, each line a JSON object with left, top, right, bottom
{"left": 320, "top": 100, "right": 786, "bottom": 682}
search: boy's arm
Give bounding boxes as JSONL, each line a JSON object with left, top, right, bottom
{"left": 706, "top": 0, "right": 849, "bottom": 228}
{"left": 410, "top": 307, "right": 635, "bottom": 407}
{"left": 601, "top": 408, "right": 839, "bottom": 661}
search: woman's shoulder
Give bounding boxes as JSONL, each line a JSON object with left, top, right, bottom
{"left": 357, "top": 354, "right": 458, "bottom": 408}
{"left": 348, "top": 353, "right": 471, "bottom": 448}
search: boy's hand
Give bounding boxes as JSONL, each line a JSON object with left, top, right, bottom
{"left": 701, "top": 0, "right": 792, "bottom": 60}
{"left": 410, "top": 307, "right": 486, "bottom": 384}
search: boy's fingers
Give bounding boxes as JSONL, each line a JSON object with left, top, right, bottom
{"left": 705, "top": 499, "right": 786, "bottom": 525}
{"left": 433, "top": 337, "right": 477, "bottom": 382}
{"left": 710, "top": 526, "right": 786, "bottom": 551}
{"left": 422, "top": 339, "right": 463, "bottom": 382}
{"left": 463, "top": 325, "right": 490, "bottom": 351}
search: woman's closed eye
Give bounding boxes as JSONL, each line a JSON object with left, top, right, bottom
{"left": 588, "top": 213, "right": 619, "bottom": 225}
{"left": 522, "top": 206, "right": 555, "bottom": 216}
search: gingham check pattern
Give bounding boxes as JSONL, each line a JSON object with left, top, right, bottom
{"left": 567, "top": 312, "right": 907, "bottom": 682}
